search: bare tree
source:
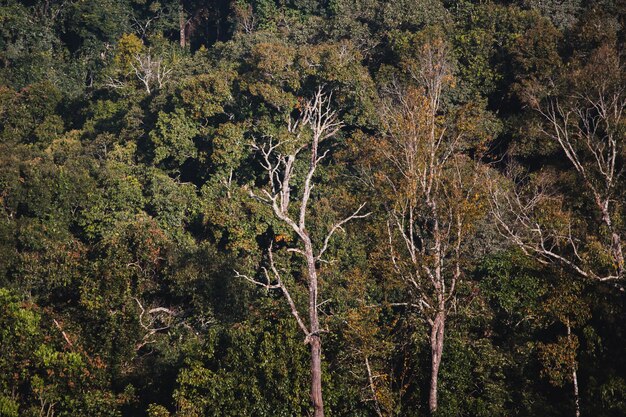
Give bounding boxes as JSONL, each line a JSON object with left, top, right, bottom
{"left": 236, "top": 87, "right": 369, "bottom": 417}
{"left": 103, "top": 75, "right": 126, "bottom": 91}
{"left": 490, "top": 54, "right": 625, "bottom": 287}
{"left": 233, "top": 2, "right": 256, "bottom": 34}
{"left": 104, "top": 49, "right": 173, "bottom": 94}
{"left": 131, "top": 51, "right": 173, "bottom": 94}
{"left": 375, "top": 40, "right": 487, "bottom": 414}
{"left": 130, "top": 8, "right": 164, "bottom": 40}
{"left": 133, "top": 297, "right": 183, "bottom": 351}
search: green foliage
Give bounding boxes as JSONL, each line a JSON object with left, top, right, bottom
{"left": 150, "top": 109, "right": 199, "bottom": 166}
{"left": 479, "top": 251, "right": 546, "bottom": 321}
{"left": 114, "top": 33, "right": 145, "bottom": 74}
{"left": 0, "top": 81, "right": 63, "bottom": 145}
{"left": 174, "top": 319, "right": 310, "bottom": 416}
{"left": 1, "top": 1, "right": 625, "bottom": 416}
{"left": 178, "top": 70, "right": 235, "bottom": 121}
{"left": 0, "top": 288, "right": 124, "bottom": 416}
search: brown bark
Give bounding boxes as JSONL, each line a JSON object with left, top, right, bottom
{"left": 306, "top": 239, "right": 325, "bottom": 417}
{"left": 429, "top": 311, "right": 445, "bottom": 415}
{"left": 310, "top": 335, "right": 324, "bottom": 417}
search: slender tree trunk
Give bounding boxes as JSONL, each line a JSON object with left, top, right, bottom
{"left": 306, "top": 240, "right": 324, "bottom": 417}
{"left": 179, "top": 1, "right": 186, "bottom": 48}
{"left": 573, "top": 366, "right": 580, "bottom": 417}
{"left": 429, "top": 311, "right": 445, "bottom": 415}
{"left": 567, "top": 323, "right": 581, "bottom": 417}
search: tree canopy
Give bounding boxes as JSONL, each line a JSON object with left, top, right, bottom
{"left": 0, "top": 0, "right": 625, "bottom": 416}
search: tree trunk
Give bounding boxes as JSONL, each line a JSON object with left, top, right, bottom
{"left": 306, "top": 240, "right": 324, "bottom": 417}
{"left": 179, "top": 1, "right": 186, "bottom": 48}
{"left": 567, "top": 323, "right": 581, "bottom": 417}
{"left": 429, "top": 311, "right": 445, "bottom": 415}
{"left": 310, "top": 335, "right": 324, "bottom": 417}
{"left": 573, "top": 366, "right": 580, "bottom": 417}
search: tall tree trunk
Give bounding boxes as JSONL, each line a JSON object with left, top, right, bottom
{"left": 573, "top": 366, "right": 580, "bottom": 417}
{"left": 567, "top": 323, "right": 581, "bottom": 417}
{"left": 310, "top": 335, "right": 324, "bottom": 417}
{"left": 429, "top": 311, "right": 445, "bottom": 415}
{"left": 179, "top": 1, "right": 186, "bottom": 48}
{"left": 306, "top": 240, "right": 324, "bottom": 417}
{"left": 243, "top": 87, "right": 345, "bottom": 417}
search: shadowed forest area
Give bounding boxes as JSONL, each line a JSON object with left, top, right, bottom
{"left": 0, "top": 0, "right": 625, "bottom": 416}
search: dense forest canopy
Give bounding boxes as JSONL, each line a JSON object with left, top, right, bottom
{"left": 0, "top": 0, "right": 625, "bottom": 416}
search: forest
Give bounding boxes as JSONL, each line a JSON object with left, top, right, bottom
{"left": 0, "top": 0, "right": 625, "bottom": 416}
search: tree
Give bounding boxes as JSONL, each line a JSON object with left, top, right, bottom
{"left": 536, "top": 277, "right": 590, "bottom": 417}
{"left": 105, "top": 34, "right": 174, "bottom": 94}
{"left": 368, "top": 38, "right": 492, "bottom": 414}
{"left": 236, "top": 87, "right": 369, "bottom": 417}
{"left": 490, "top": 44, "right": 625, "bottom": 288}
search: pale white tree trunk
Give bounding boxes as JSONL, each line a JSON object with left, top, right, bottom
{"left": 429, "top": 310, "right": 445, "bottom": 414}
{"left": 567, "top": 323, "right": 581, "bottom": 417}
{"left": 237, "top": 87, "right": 369, "bottom": 417}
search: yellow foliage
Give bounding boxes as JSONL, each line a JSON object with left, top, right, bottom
{"left": 274, "top": 233, "right": 291, "bottom": 243}
{"left": 114, "top": 34, "right": 144, "bottom": 74}
{"left": 537, "top": 334, "right": 579, "bottom": 387}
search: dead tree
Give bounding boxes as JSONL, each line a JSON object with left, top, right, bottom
{"left": 233, "top": 2, "right": 256, "bottom": 34}
{"left": 236, "top": 87, "right": 369, "bottom": 417}
{"left": 131, "top": 51, "right": 173, "bottom": 94}
{"left": 490, "top": 69, "right": 625, "bottom": 286}
{"left": 133, "top": 297, "right": 182, "bottom": 351}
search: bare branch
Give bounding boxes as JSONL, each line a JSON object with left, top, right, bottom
{"left": 317, "top": 203, "right": 371, "bottom": 261}
{"left": 130, "top": 50, "right": 173, "bottom": 94}
{"left": 53, "top": 319, "right": 74, "bottom": 349}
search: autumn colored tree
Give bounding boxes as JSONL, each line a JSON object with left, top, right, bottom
{"left": 370, "top": 38, "right": 495, "bottom": 414}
